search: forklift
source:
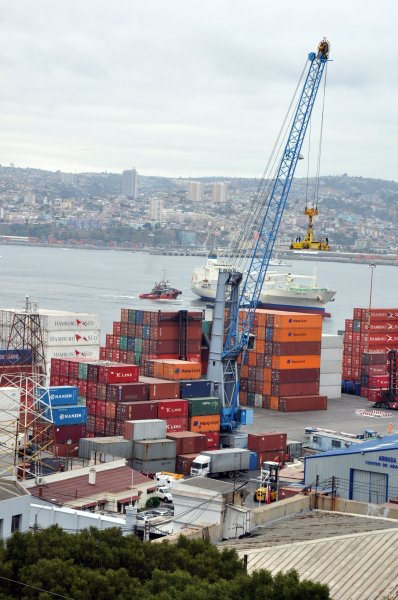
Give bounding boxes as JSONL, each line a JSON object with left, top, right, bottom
{"left": 253, "top": 461, "right": 280, "bottom": 503}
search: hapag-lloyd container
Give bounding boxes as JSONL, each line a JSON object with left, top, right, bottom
{"left": 133, "top": 438, "right": 177, "bottom": 461}
{"left": 166, "top": 431, "right": 208, "bottom": 455}
{"left": 189, "top": 414, "right": 221, "bottom": 433}
{"left": 271, "top": 355, "right": 321, "bottom": 370}
{"left": 44, "top": 330, "right": 101, "bottom": 347}
{"left": 247, "top": 432, "right": 287, "bottom": 452}
{"left": 156, "top": 399, "right": 188, "bottom": 418}
{"left": 124, "top": 419, "right": 167, "bottom": 441}
{"left": 269, "top": 329, "right": 322, "bottom": 343}
{"left": 266, "top": 310, "right": 323, "bottom": 329}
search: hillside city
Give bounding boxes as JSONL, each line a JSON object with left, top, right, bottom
{"left": 0, "top": 165, "right": 397, "bottom": 254}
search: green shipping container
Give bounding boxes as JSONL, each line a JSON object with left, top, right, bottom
{"left": 78, "top": 363, "right": 88, "bottom": 380}
{"left": 187, "top": 397, "right": 220, "bottom": 417}
{"left": 128, "top": 309, "right": 136, "bottom": 323}
{"left": 135, "top": 338, "right": 142, "bottom": 352}
{"left": 77, "top": 396, "right": 87, "bottom": 406}
{"left": 120, "top": 336, "right": 128, "bottom": 350}
{"left": 202, "top": 320, "right": 212, "bottom": 337}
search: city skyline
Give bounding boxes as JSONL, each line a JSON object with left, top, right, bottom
{"left": 0, "top": 2, "right": 397, "bottom": 181}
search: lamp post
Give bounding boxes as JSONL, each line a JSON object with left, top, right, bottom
{"left": 368, "top": 264, "right": 376, "bottom": 314}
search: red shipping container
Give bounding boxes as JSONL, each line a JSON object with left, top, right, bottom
{"left": 270, "top": 368, "right": 320, "bottom": 383}
{"left": 116, "top": 400, "right": 158, "bottom": 421}
{"left": 95, "top": 400, "right": 106, "bottom": 417}
{"left": 361, "top": 364, "right": 388, "bottom": 376}
{"left": 51, "top": 443, "right": 80, "bottom": 458}
{"left": 156, "top": 399, "right": 188, "bottom": 418}
{"left": 362, "top": 352, "right": 388, "bottom": 365}
{"left": 205, "top": 431, "right": 220, "bottom": 449}
{"left": 166, "top": 431, "right": 208, "bottom": 455}
{"left": 176, "top": 453, "right": 198, "bottom": 476}
{"left": 268, "top": 341, "right": 321, "bottom": 356}
{"left": 366, "top": 375, "right": 390, "bottom": 387}
{"left": 106, "top": 382, "right": 148, "bottom": 403}
{"left": 256, "top": 449, "right": 287, "bottom": 468}
{"left": 271, "top": 381, "right": 319, "bottom": 396}
{"left": 98, "top": 364, "right": 139, "bottom": 384}
{"left": 365, "top": 388, "right": 387, "bottom": 402}
{"left": 53, "top": 424, "right": 87, "bottom": 444}
{"left": 105, "top": 401, "right": 117, "bottom": 419}
{"left": 278, "top": 395, "right": 327, "bottom": 411}
{"left": 165, "top": 417, "right": 188, "bottom": 433}
{"left": 247, "top": 432, "right": 287, "bottom": 452}
{"left": 139, "top": 376, "right": 180, "bottom": 400}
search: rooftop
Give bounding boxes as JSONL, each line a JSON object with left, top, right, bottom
{"left": 305, "top": 433, "right": 398, "bottom": 460}
{"left": 175, "top": 477, "right": 235, "bottom": 494}
{"left": 0, "top": 478, "right": 30, "bottom": 501}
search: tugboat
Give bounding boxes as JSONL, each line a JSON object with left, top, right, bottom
{"left": 139, "top": 274, "right": 182, "bottom": 300}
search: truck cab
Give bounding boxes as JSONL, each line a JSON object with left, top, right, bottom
{"left": 190, "top": 455, "right": 210, "bottom": 477}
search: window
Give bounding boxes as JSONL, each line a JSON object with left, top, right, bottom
{"left": 331, "top": 440, "right": 342, "bottom": 448}
{"left": 11, "top": 514, "right": 22, "bottom": 533}
{"left": 312, "top": 436, "right": 319, "bottom": 444}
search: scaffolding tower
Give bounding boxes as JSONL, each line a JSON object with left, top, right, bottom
{"left": 0, "top": 297, "right": 58, "bottom": 480}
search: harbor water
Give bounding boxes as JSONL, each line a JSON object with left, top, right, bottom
{"left": 1, "top": 245, "right": 397, "bottom": 344}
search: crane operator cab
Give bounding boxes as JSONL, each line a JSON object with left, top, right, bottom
{"left": 254, "top": 461, "right": 280, "bottom": 503}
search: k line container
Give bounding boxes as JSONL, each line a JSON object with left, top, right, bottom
{"left": 133, "top": 438, "right": 177, "bottom": 461}
{"left": 124, "top": 419, "right": 167, "bottom": 441}
{"left": 164, "top": 417, "right": 188, "bottom": 433}
{"left": 131, "top": 458, "right": 176, "bottom": 474}
{"left": 166, "top": 431, "right": 208, "bottom": 455}
{"left": 156, "top": 399, "right": 188, "bottom": 418}
{"left": 270, "top": 328, "right": 322, "bottom": 343}
{"left": 189, "top": 414, "right": 221, "bottom": 433}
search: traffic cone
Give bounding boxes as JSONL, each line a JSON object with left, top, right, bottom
{"left": 388, "top": 422, "right": 393, "bottom": 434}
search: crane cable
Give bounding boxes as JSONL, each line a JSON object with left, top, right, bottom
{"left": 228, "top": 58, "right": 309, "bottom": 273}
{"left": 314, "top": 63, "right": 328, "bottom": 206}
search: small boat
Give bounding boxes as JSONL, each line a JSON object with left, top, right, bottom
{"left": 139, "top": 275, "right": 182, "bottom": 300}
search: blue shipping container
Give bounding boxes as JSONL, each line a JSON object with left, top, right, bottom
{"left": 36, "top": 386, "right": 78, "bottom": 407}
{"left": 0, "top": 349, "right": 32, "bottom": 365}
{"left": 44, "top": 405, "right": 87, "bottom": 426}
{"left": 249, "top": 451, "right": 258, "bottom": 471}
{"left": 180, "top": 379, "right": 212, "bottom": 398}
{"left": 239, "top": 408, "right": 254, "bottom": 426}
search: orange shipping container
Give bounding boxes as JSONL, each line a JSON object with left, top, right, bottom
{"left": 162, "top": 360, "right": 201, "bottom": 380}
{"left": 271, "top": 328, "right": 322, "bottom": 342}
{"left": 189, "top": 414, "right": 221, "bottom": 433}
{"left": 262, "top": 380, "right": 272, "bottom": 395}
{"left": 270, "top": 396, "right": 279, "bottom": 410}
{"left": 266, "top": 310, "right": 323, "bottom": 329}
{"left": 271, "top": 355, "right": 321, "bottom": 370}
{"left": 248, "top": 352, "right": 257, "bottom": 366}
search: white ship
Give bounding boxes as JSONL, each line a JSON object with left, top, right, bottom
{"left": 191, "top": 254, "right": 336, "bottom": 314}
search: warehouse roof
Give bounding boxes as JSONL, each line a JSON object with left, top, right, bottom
{"left": 175, "top": 477, "right": 235, "bottom": 494}
{"left": 305, "top": 433, "right": 398, "bottom": 460}
{"left": 237, "top": 527, "right": 398, "bottom": 600}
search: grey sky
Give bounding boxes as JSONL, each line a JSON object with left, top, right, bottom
{"left": 0, "top": 1, "right": 397, "bottom": 180}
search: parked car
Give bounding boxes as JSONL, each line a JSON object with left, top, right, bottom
{"left": 154, "top": 486, "right": 173, "bottom": 503}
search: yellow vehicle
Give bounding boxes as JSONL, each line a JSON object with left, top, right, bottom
{"left": 254, "top": 461, "right": 280, "bottom": 503}
{"left": 253, "top": 485, "right": 277, "bottom": 503}
{"left": 290, "top": 205, "right": 330, "bottom": 251}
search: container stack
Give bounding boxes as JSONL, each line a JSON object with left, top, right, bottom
{"left": 166, "top": 431, "right": 208, "bottom": 475}
{"left": 36, "top": 385, "right": 87, "bottom": 456}
{"left": 342, "top": 308, "right": 398, "bottom": 398}
{"left": 186, "top": 397, "right": 221, "bottom": 444}
{"left": 100, "top": 309, "right": 203, "bottom": 369}
{"left": 0, "top": 387, "right": 21, "bottom": 451}
{"left": 239, "top": 309, "right": 327, "bottom": 411}
{"left": 247, "top": 432, "right": 287, "bottom": 468}
{"left": 320, "top": 334, "right": 343, "bottom": 399}
{"left": 124, "top": 419, "right": 177, "bottom": 473}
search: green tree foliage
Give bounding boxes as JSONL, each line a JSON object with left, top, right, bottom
{"left": 0, "top": 526, "right": 330, "bottom": 599}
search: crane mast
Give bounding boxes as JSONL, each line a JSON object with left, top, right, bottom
{"left": 207, "top": 39, "right": 330, "bottom": 432}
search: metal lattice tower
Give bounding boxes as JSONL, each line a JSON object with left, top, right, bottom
{"left": 0, "top": 297, "right": 57, "bottom": 480}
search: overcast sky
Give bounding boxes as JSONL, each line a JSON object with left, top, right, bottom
{"left": 0, "top": 1, "right": 397, "bottom": 180}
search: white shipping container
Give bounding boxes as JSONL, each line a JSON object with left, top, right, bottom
{"left": 43, "top": 330, "right": 100, "bottom": 347}
{"left": 125, "top": 419, "right": 167, "bottom": 441}
{"left": 320, "top": 359, "right": 342, "bottom": 374}
{"left": 0, "top": 409, "right": 19, "bottom": 421}
{"left": 0, "top": 387, "right": 21, "bottom": 411}
{"left": 321, "top": 334, "right": 343, "bottom": 349}
{"left": 320, "top": 373, "right": 342, "bottom": 386}
{"left": 320, "top": 347, "right": 343, "bottom": 361}
{"left": 44, "top": 345, "right": 100, "bottom": 361}
{"left": 319, "top": 384, "right": 342, "bottom": 399}
{"left": 40, "top": 312, "right": 100, "bottom": 332}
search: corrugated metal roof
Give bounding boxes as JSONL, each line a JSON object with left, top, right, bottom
{"left": 305, "top": 434, "right": 398, "bottom": 460}
{"left": 177, "top": 477, "right": 235, "bottom": 494}
{"left": 239, "top": 528, "right": 398, "bottom": 600}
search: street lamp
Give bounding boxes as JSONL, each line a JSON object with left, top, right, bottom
{"left": 368, "top": 264, "right": 376, "bottom": 313}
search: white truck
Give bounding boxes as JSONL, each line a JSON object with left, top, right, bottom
{"left": 154, "top": 486, "right": 173, "bottom": 503}
{"left": 155, "top": 472, "right": 184, "bottom": 487}
{"left": 190, "top": 448, "right": 251, "bottom": 478}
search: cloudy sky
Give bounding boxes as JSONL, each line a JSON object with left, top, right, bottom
{"left": 0, "top": 1, "right": 397, "bottom": 179}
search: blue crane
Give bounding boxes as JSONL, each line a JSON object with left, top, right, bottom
{"left": 207, "top": 39, "right": 330, "bottom": 431}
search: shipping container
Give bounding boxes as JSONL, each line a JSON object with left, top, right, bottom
{"left": 247, "top": 432, "right": 287, "bottom": 452}
{"left": 220, "top": 432, "right": 248, "bottom": 449}
{"left": 36, "top": 386, "right": 78, "bottom": 407}
{"left": 98, "top": 364, "right": 139, "bottom": 384}
{"left": 166, "top": 431, "right": 208, "bottom": 455}
{"left": 179, "top": 379, "right": 212, "bottom": 398}
{"left": 156, "top": 399, "right": 188, "bottom": 419}
{"left": 269, "top": 328, "right": 322, "bottom": 343}
{"left": 160, "top": 359, "right": 202, "bottom": 381}
{"left": 268, "top": 341, "right": 321, "bottom": 355}
{"left": 116, "top": 401, "right": 158, "bottom": 422}
{"left": 133, "top": 438, "right": 177, "bottom": 461}
{"left": 79, "top": 436, "right": 133, "bottom": 460}
{"left": 189, "top": 414, "right": 221, "bottom": 433}
{"left": 270, "top": 368, "right": 320, "bottom": 383}
{"left": 278, "top": 395, "right": 328, "bottom": 411}
{"left": 239, "top": 407, "right": 254, "bottom": 426}
{"left": 187, "top": 397, "right": 220, "bottom": 417}
{"left": 44, "top": 330, "right": 100, "bottom": 347}
{"left": 0, "top": 387, "right": 21, "bottom": 411}
{"left": 164, "top": 417, "right": 188, "bottom": 433}
{"left": 131, "top": 458, "right": 176, "bottom": 475}
{"left": 271, "top": 381, "right": 320, "bottom": 396}
{"left": 175, "top": 453, "right": 198, "bottom": 475}
{"left": 140, "top": 376, "right": 180, "bottom": 400}
{"left": 45, "top": 405, "right": 87, "bottom": 426}
{"left": 107, "top": 382, "right": 148, "bottom": 402}
{"left": 271, "top": 355, "right": 321, "bottom": 370}
{"left": 40, "top": 312, "right": 101, "bottom": 331}
{"left": 53, "top": 424, "right": 87, "bottom": 444}
{"left": 124, "top": 419, "right": 167, "bottom": 441}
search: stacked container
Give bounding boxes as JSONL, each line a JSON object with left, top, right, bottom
{"left": 0, "top": 387, "right": 20, "bottom": 451}
{"left": 247, "top": 432, "right": 287, "bottom": 468}
{"left": 143, "top": 358, "right": 202, "bottom": 380}
{"left": 342, "top": 308, "right": 398, "bottom": 399}
{"left": 239, "top": 309, "right": 327, "bottom": 411}
{"left": 320, "top": 334, "right": 343, "bottom": 399}
{"left": 185, "top": 396, "right": 221, "bottom": 447}
{"left": 166, "top": 431, "right": 208, "bottom": 475}
{"left": 125, "top": 419, "right": 177, "bottom": 473}
{"left": 100, "top": 309, "right": 203, "bottom": 368}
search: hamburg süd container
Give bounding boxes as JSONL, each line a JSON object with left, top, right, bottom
{"left": 269, "top": 328, "right": 322, "bottom": 343}
{"left": 43, "top": 330, "right": 100, "bottom": 347}
{"left": 132, "top": 438, "right": 177, "bottom": 461}
{"left": 40, "top": 312, "right": 101, "bottom": 332}
{"left": 124, "top": 419, "right": 167, "bottom": 442}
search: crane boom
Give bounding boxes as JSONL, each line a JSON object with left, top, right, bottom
{"left": 207, "top": 39, "right": 330, "bottom": 432}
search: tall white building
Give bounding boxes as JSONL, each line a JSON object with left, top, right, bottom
{"left": 149, "top": 197, "right": 163, "bottom": 221}
{"left": 212, "top": 182, "right": 227, "bottom": 203}
{"left": 188, "top": 181, "right": 202, "bottom": 202}
{"left": 122, "top": 167, "right": 138, "bottom": 199}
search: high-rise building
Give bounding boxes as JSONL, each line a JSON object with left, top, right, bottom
{"left": 122, "top": 167, "right": 138, "bottom": 199}
{"left": 188, "top": 181, "right": 202, "bottom": 202}
{"left": 212, "top": 182, "right": 227, "bottom": 203}
{"left": 149, "top": 197, "right": 163, "bottom": 221}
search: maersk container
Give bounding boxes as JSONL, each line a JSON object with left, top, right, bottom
{"left": 133, "top": 438, "right": 177, "bottom": 461}
{"left": 79, "top": 436, "right": 133, "bottom": 460}
{"left": 37, "top": 386, "right": 78, "bottom": 407}
{"left": 124, "top": 419, "right": 167, "bottom": 442}
{"left": 45, "top": 405, "right": 87, "bottom": 426}
{"left": 179, "top": 379, "right": 211, "bottom": 398}
{"left": 130, "top": 458, "right": 176, "bottom": 474}
{"left": 187, "top": 397, "right": 220, "bottom": 417}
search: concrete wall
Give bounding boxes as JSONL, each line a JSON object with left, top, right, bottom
{"left": 314, "top": 494, "right": 398, "bottom": 519}
{"left": 251, "top": 494, "right": 311, "bottom": 527}
{"left": 0, "top": 495, "right": 31, "bottom": 539}
{"left": 30, "top": 501, "right": 126, "bottom": 531}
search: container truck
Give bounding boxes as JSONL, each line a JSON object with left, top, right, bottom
{"left": 190, "top": 448, "right": 251, "bottom": 478}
